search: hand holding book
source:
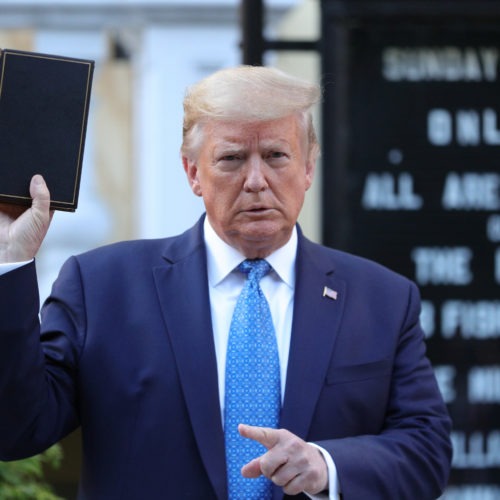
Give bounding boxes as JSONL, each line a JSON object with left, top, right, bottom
{"left": 0, "top": 175, "right": 52, "bottom": 263}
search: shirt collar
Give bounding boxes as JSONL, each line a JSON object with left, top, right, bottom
{"left": 204, "top": 216, "right": 297, "bottom": 289}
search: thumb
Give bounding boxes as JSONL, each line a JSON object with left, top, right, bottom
{"left": 30, "top": 174, "right": 51, "bottom": 213}
{"left": 241, "top": 456, "right": 263, "bottom": 479}
{"left": 18, "top": 174, "right": 53, "bottom": 260}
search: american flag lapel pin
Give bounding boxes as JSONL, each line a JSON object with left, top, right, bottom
{"left": 323, "top": 286, "right": 338, "bottom": 300}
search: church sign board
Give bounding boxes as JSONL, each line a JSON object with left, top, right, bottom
{"left": 320, "top": 1, "right": 500, "bottom": 496}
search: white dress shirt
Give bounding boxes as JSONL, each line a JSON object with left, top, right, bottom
{"left": 203, "top": 218, "right": 339, "bottom": 500}
{"left": 0, "top": 260, "right": 32, "bottom": 275}
{"left": 204, "top": 218, "right": 295, "bottom": 409}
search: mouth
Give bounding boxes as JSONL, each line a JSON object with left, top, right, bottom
{"left": 243, "top": 206, "right": 273, "bottom": 215}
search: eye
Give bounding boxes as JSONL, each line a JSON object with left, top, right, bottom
{"left": 220, "top": 154, "right": 240, "bottom": 161}
{"left": 265, "top": 151, "right": 289, "bottom": 165}
{"left": 216, "top": 150, "right": 244, "bottom": 162}
{"left": 215, "top": 152, "right": 245, "bottom": 171}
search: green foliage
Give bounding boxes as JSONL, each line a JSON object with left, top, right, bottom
{"left": 0, "top": 444, "right": 63, "bottom": 500}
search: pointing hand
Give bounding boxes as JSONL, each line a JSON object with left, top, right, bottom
{"left": 239, "top": 423, "right": 328, "bottom": 496}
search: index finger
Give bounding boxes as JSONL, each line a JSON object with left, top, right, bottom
{"left": 238, "top": 424, "right": 281, "bottom": 450}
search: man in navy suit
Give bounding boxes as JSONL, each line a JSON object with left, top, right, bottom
{"left": 0, "top": 66, "right": 451, "bottom": 499}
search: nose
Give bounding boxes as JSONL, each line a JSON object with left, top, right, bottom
{"left": 243, "top": 155, "right": 268, "bottom": 192}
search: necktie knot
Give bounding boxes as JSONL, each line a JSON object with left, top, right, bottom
{"left": 238, "top": 259, "right": 271, "bottom": 283}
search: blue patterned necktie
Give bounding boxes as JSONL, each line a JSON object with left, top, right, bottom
{"left": 224, "top": 259, "right": 281, "bottom": 500}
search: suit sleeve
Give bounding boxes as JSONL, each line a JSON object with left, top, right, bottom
{"left": 314, "top": 281, "right": 452, "bottom": 500}
{"left": 0, "top": 259, "right": 82, "bottom": 460}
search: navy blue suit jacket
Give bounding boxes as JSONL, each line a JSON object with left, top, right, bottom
{"left": 0, "top": 216, "right": 451, "bottom": 499}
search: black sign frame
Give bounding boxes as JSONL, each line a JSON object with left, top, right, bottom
{"left": 321, "top": 0, "right": 500, "bottom": 494}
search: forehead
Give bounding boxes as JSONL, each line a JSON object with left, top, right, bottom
{"left": 204, "top": 114, "right": 303, "bottom": 146}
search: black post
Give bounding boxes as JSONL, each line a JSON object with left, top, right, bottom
{"left": 241, "top": 0, "right": 265, "bottom": 65}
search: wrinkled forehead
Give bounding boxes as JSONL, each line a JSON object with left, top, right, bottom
{"left": 202, "top": 113, "right": 306, "bottom": 142}
{"left": 183, "top": 110, "right": 313, "bottom": 162}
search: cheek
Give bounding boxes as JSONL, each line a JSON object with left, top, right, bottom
{"left": 283, "top": 188, "right": 307, "bottom": 219}
{"left": 203, "top": 185, "right": 234, "bottom": 216}
{"left": 210, "top": 177, "right": 241, "bottom": 202}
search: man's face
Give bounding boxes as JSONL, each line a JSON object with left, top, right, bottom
{"left": 183, "top": 114, "right": 316, "bottom": 258}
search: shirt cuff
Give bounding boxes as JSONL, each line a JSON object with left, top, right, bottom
{"left": 305, "top": 442, "right": 341, "bottom": 500}
{"left": 0, "top": 259, "right": 33, "bottom": 276}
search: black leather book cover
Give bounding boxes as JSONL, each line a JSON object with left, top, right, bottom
{"left": 0, "top": 49, "right": 94, "bottom": 211}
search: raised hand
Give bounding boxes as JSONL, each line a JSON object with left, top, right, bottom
{"left": 0, "top": 175, "right": 53, "bottom": 263}
{"left": 239, "top": 423, "right": 328, "bottom": 496}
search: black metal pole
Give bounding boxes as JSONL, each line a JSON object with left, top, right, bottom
{"left": 241, "top": 0, "right": 265, "bottom": 65}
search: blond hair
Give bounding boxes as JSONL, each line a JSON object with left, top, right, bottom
{"left": 181, "top": 65, "right": 321, "bottom": 158}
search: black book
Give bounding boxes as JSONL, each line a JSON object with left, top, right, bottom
{"left": 0, "top": 48, "right": 94, "bottom": 211}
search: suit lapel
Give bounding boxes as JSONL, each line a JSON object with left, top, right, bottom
{"left": 153, "top": 220, "right": 227, "bottom": 500}
{"left": 280, "top": 235, "right": 346, "bottom": 441}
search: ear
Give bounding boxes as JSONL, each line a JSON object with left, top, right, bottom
{"left": 304, "top": 144, "right": 318, "bottom": 191}
{"left": 182, "top": 156, "right": 203, "bottom": 197}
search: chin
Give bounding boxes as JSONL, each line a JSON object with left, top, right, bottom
{"left": 242, "top": 220, "right": 283, "bottom": 239}
{"left": 238, "top": 223, "right": 291, "bottom": 252}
